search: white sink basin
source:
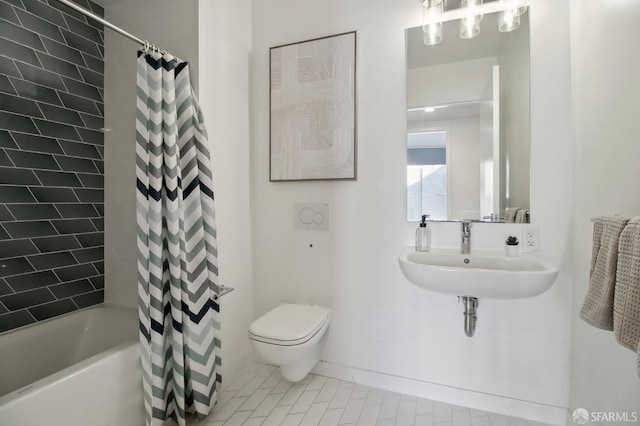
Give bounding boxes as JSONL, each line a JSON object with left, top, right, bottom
{"left": 398, "top": 248, "right": 559, "bottom": 299}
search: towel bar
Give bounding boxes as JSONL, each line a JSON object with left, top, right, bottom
{"left": 214, "top": 284, "right": 235, "bottom": 300}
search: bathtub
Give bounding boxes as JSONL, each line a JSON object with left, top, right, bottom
{"left": 0, "top": 304, "right": 144, "bottom": 426}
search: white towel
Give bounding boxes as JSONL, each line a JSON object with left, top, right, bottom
{"left": 580, "top": 215, "right": 631, "bottom": 330}
{"left": 505, "top": 208, "right": 518, "bottom": 223}
{"left": 515, "top": 209, "right": 529, "bottom": 223}
{"left": 612, "top": 217, "right": 640, "bottom": 376}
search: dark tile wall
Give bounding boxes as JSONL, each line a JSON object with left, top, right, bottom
{"left": 0, "top": 0, "right": 104, "bottom": 333}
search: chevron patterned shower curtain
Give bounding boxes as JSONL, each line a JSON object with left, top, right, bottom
{"left": 135, "top": 52, "right": 221, "bottom": 426}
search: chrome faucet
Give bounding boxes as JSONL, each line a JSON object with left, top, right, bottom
{"left": 461, "top": 220, "right": 472, "bottom": 254}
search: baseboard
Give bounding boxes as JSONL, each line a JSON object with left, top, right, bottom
{"left": 311, "top": 361, "right": 568, "bottom": 425}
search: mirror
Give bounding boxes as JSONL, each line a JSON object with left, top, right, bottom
{"left": 406, "top": 11, "right": 530, "bottom": 222}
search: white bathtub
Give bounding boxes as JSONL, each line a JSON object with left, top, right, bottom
{"left": 0, "top": 304, "right": 144, "bottom": 426}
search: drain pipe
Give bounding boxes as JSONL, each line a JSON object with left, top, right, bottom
{"left": 459, "top": 296, "right": 479, "bottom": 337}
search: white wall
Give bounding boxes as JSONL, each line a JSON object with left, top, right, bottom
{"left": 251, "top": 0, "right": 572, "bottom": 409}
{"left": 104, "top": 0, "right": 199, "bottom": 308}
{"left": 569, "top": 0, "right": 640, "bottom": 415}
{"left": 198, "top": 0, "right": 255, "bottom": 383}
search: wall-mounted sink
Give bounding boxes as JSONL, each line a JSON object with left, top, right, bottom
{"left": 398, "top": 248, "right": 559, "bottom": 299}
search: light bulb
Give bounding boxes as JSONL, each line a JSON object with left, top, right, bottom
{"left": 423, "top": 27, "right": 442, "bottom": 46}
{"left": 499, "top": 7, "right": 521, "bottom": 32}
{"left": 422, "top": 0, "right": 443, "bottom": 46}
{"left": 460, "top": 0, "right": 483, "bottom": 39}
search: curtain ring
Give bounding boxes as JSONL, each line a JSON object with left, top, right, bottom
{"left": 142, "top": 40, "right": 151, "bottom": 53}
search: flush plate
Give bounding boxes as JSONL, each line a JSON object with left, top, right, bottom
{"left": 294, "top": 203, "right": 330, "bottom": 230}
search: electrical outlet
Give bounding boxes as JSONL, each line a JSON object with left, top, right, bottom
{"left": 522, "top": 227, "right": 540, "bottom": 252}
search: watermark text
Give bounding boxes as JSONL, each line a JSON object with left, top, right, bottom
{"left": 573, "top": 408, "right": 638, "bottom": 424}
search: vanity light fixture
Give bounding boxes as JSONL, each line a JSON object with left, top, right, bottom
{"left": 498, "top": 7, "right": 520, "bottom": 32}
{"left": 498, "top": 0, "right": 527, "bottom": 32}
{"left": 501, "top": 0, "right": 527, "bottom": 16}
{"left": 460, "top": 0, "right": 483, "bottom": 39}
{"left": 419, "top": 0, "right": 526, "bottom": 46}
{"left": 422, "top": 0, "right": 443, "bottom": 46}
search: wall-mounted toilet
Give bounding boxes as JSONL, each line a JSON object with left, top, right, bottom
{"left": 249, "top": 303, "right": 331, "bottom": 382}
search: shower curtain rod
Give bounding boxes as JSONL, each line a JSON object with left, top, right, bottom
{"left": 52, "top": 0, "right": 183, "bottom": 62}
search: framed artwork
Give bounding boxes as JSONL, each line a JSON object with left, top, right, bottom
{"left": 270, "top": 31, "right": 357, "bottom": 181}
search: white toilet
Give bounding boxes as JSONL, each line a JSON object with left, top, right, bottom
{"left": 249, "top": 303, "right": 331, "bottom": 382}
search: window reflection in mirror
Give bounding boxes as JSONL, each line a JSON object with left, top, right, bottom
{"left": 407, "top": 131, "right": 448, "bottom": 221}
{"left": 406, "top": 11, "right": 530, "bottom": 222}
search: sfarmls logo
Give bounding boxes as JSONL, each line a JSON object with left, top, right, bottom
{"left": 572, "top": 408, "right": 638, "bottom": 424}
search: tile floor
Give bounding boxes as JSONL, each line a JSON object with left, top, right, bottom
{"left": 193, "top": 363, "right": 551, "bottom": 426}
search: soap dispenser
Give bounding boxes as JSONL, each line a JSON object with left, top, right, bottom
{"left": 415, "top": 214, "right": 431, "bottom": 252}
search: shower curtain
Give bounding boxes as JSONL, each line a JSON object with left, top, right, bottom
{"left": 136, "top": 52, "right": 221, "bottom": 426}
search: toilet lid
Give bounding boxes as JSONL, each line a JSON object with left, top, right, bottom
{"left": 249, "top": 303, "right": 330, "bottom": 344}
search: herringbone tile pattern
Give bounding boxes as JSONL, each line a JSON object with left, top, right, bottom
{"left": 193, "top": 363, "right": 551, "bottom": 426}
